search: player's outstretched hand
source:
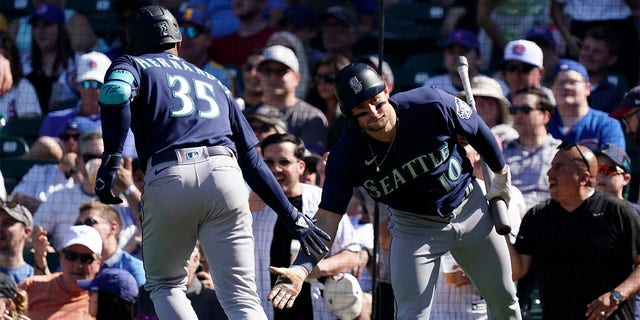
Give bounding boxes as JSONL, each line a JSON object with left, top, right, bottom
{"left": 268, "top": 266, "right": 307, "bottom": 309}
{"left": 286, "top": 213, "right": 331, "bottom": 256}
{"left": 95, "top": 153, "right": 123, "bottom": 204}
{"left": 486, "top": 165, "right": 511, "bottom": 206}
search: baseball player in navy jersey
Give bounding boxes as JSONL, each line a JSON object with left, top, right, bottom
{"left": 269, "top": 63, "right": 522, "bottom": 319}
{"left": 92, "top": 5, "right": 330, "bottom": 320}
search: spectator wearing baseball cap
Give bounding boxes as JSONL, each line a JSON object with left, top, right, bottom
{"left": 502, "top": 39, "right": 556, "bottom": 106}
{"left": 320, "top": 5, "right": 359, "bottom": 60}
{"left": 547, "top": 59, "right": 626, "bottom": 151}
{"left": 0, "top": 202, "right": 35, "bottom": 284}
{"left": 247, "top": 105, "right": 288, "bottom": 144}
{"left": 178, "top": 6, "right": 237, "bottom": 95}
{"left": 258, "top": 45, "right": 329, "bottom": 154}
{"left": 593, "top": 143, "right": 640, "bottom": 212}
{"left": 425, "top": 29, "right": 509, "bottom": 95}
{"left": 19, "top": 225, "right": 103, "bottom": 320}
{"left": 77, "top": 268, "right": 138, "bottom": 319}
{"left": 0, "top": 272, "right": 29, "bottom": 319}
{"left": 525, "top": 26, "right": 559, "bottom": 88}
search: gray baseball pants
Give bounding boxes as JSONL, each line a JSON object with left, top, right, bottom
{"left": 142, "top": 146, "right": 267, "bottom": 320}
{"left": 388, "top": 179, "right": 521, "bottom": 320}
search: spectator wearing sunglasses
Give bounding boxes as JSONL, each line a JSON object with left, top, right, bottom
{"left": 177, "top": 6, "right": 236, "bottom": 96}
{"left": 38, "top": 51, "right": 138, "bottom": 158}
{"left": 506, "top": 143, "right": 640, "bottom": 320}
{"left": 503, "top": 87, "right": 562, "bottom": 210}
{"left": 592, "top": 144, "right": 640, "bottom": 213}
{"left": 32, "top": 132, "right": 137, "bottom": 254}
{"left": 502, "top": 39, "right": 556, "bottom": 106}
{"left": 238, "top": 48, "right": 265, "bottom": 115}
{"left": 20, "top": 225, "right": 103, "bottom": 320}
{"left": 547, "top": 59, "right": 626, "bottom": 151}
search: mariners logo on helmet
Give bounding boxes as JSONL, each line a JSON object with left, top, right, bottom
{"left": 335, "top": 63, "right": 386, "bottom": 123}
{"left": 349, "top": 76, "right": 363, "bottom": 94}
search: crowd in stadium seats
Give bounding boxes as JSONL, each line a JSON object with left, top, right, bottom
{"left": 0, "top": 0, "right": 638, "bottom": 319}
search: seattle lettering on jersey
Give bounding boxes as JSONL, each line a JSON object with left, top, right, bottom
{"left": 132, "top": 55, "right": 218, "bottom": 81}
{"left": 363, "top": 143, "right": 463, "bottom": 198}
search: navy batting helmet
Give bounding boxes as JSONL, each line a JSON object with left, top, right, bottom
{"left": 335, "top": 63, "right": 386, "bottom": 122}
{"left": 125, "top": 5, "right": 182, "bottom": 56}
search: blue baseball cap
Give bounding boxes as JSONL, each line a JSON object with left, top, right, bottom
{"left": 29, "top": 4, "right": 64, "bottom": 25}
{"left": 553, "top": 59, "right": 589, "bottom": 82}
{"left": 178, "top": 6, "right": 210, "bottom": 32}
{"left": 593, "top": 143, "right": 631, "bottom": 173}
{"left": 444, "top": 29, "right": 480, "bottom": 53}
{"left": 77, "top": 268, "right": 139, "bottom": 303}
{"left": 526, "top": 26, "right": 556, "bottom": 49}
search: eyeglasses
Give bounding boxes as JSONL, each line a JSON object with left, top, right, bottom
{"left": 557, "top": 141, "right": 591, "bottom": 174}
{"left": 74, "top": 217, "right": 98, "bottom": 227}
{"left": 259, "top": 67, "right": 290, "bottom": 78}
{"left": 597, "top": 164, "right": 624, "bottom": 176}
{"left": 62, "top": 248, "right": 96, "bottom": 264}
{"left": 179, "top": 26, "right": 203, "bottom": 39}
{"left": 80, "top": 80, "right": 102, "bottom": 90}
{"left": 59, "top": 132, "right": 80, "bottom": 141}
{"left": 251, "top": 122, "right": 275, "bottom": 134}
{"left": 314, "top": 73, "right": 336, "bottom": 84}
{"left": 509, "top": 105, "right": 536, "bottom": 115}
{"left": 264, "top": 158, "right": 296, "bottom": 168}
{"left": 82, "top": 153, "right": 102, "bottom": 163}
{"left": 504, "top": 63, "right": 535, "bottom": 73}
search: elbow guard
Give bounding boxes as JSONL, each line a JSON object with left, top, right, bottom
{"left": 99, "top": 69, "right": 135, "bottom": 107}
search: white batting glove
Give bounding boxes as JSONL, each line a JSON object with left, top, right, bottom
{"left": 486, "top": 165, "right": 511, "bottom": 206}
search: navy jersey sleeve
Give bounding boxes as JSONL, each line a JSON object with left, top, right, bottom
{"left": 318, "top": 135, "right": 360, "bottom": 215}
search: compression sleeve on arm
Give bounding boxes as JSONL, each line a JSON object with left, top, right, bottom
{"left": 465, "top": 120, "right": 506, "bottom": 172}
{"left": 238, "top": 146, "right": 298, "bottom": 216}
{"left": 98, "top": 69, "right": 135, "bottom": 155}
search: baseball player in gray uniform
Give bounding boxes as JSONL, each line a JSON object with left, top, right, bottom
{"left": 268, "top": 63, "right": 521, "bottom": 319}
{"left": 93, "top": 5, "right": 330, "bottom": 319}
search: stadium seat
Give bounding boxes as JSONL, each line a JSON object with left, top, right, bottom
{"left": 393, "top": 52, "right": 444, "bottom": 92}
{"left": 0, "top": 117, "right": 44, "bottom": 146}
{"left": 0, "top": 135, "right": 29, "bottom": 158}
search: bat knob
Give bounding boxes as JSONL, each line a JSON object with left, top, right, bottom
{"left": 456, "top": 56, "right": 469, "bottom": 68}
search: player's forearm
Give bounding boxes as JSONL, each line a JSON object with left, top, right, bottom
{"left": 504, "top": 235, "right": 528, "bottom": 280}
{"left": 466, "top": 121, "right": 505, "bottom": 172}
{"left": 309, "top": 250, "right": 360, "bottom": 278}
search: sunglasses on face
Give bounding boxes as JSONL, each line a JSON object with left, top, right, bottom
{"left": 259, "top": 67, "right": 290, "bottom": 78}
{"left": 81, "top": 153, "right": 102, "bottom": 163}
{"left": 509, "top": 105, "right": 536, "bottom": 115}
{"left": 557, "top": 141, "right": 591, "bottom": 174}
{"left": 263, "top": 158, "right": 296, "bottom": 168}
{"left": 179, "top": 26, "right": 203, "bottom": 39}
{"left": 314, "top": 73, "right": 336, "bottom": 84}
{"left": 504, "top": 64, "right": 535, "bottom": 73}
{"left": 62, "top": 248, "right": 96, "bottom": 264}
{"left": 597, "top": 164, "right": 624, "bottom": 176}
{"left": 59, "top": 132, "right": 80, "bottom": 141}
{"left": 80, "top": 80, "right": 102, "bottom": 90}
{"left": 74, "top": 217, "right": 98, "bottom": 227}
{"left": 251, "top": 122, "right": 275, "bottom": 134}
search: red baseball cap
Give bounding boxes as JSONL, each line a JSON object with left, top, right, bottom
{"left": 610, "top": 86, "right": 640, "bottom": 120}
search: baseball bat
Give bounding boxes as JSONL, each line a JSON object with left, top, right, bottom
{"left": 455, "top": 56, "right": 511, "bottom": 235}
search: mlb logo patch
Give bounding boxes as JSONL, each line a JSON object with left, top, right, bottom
{"left": 455, "top": 97, "right": 472, "bottom": 120}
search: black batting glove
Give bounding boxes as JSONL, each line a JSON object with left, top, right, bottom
{"left": 94, "top": 153, "right": 123, "bottom": 204}
{"left": 284, "top": 211, "right": 331, "bottom": 256}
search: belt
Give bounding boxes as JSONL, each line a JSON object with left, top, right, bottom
{"left": 150, "top": 146, "right": 233, "bottom": 167}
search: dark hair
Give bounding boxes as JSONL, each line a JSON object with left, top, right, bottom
{"left": 260, "top": 133, "right": 306, "bottom": 159}
{"left": 30, "top": 22, "right": 74, "bottom": 76}
{"left": 304, "top": 54, "right": 351, "bottom": 112}
{"left": 584, "top": 26, "right": 620, "bottom": 55}
{"left": 514, "top": 86, "right": 554, "bottom": 114}
{"left": 0, "top": 31, "right": 22, "bottom": 85}
{"left": 97, "top": 290, "right": 136, "bottom": 320}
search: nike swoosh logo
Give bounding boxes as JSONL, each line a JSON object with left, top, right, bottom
{"left": 154, "top": 166, "right": 169, "bottom": 175}
{"left": 365, "top": 156, "right": 377, "bottom": 166}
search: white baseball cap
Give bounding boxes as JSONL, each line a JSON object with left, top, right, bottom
{"left": 504, "top": 39, "right": 543, "bottom": 68}
{"left": 63, "top": 225, "right": 103, "bottom": 256}
{"left": 76, "top": 51, "right": 112, "bottom": 83}
{"left": 323, "top": 273, "right": 363, "bottom": 320}
{"left": 259, "top": 45, "right": 299, "bottom": 73}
